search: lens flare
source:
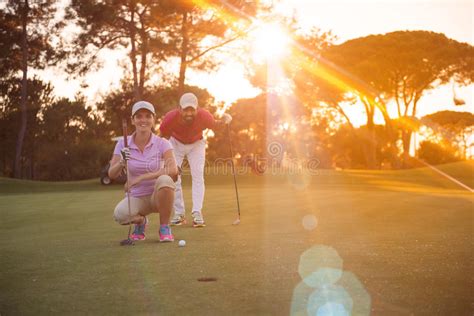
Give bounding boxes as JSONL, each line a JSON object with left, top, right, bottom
{"left": 251, "top": 22, "right": 290, "bottom": 62}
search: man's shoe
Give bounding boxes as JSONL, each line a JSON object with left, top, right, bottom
{"left": 192, "top": 212, "right": 206, "bottom": 227}
{"left": 170, "top": 213, "right": 186, "bottom": 226}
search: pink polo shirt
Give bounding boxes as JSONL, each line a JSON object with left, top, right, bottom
{"left": 159, "top": 108, "right": 215, "bottom": 144}
{"left": 113, "top": 133, "right": 173, "bottom": 197}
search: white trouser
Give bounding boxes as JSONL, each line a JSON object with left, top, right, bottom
{"left": 170, "top": 137, "right": 206, "bottom": 214}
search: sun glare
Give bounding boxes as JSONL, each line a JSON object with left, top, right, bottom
{"left": 251, "top": 22, "right": 291, "bottom": 62}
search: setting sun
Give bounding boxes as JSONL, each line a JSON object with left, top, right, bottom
{"left": 251, "top": 22, "right": 291, "bottom": 62}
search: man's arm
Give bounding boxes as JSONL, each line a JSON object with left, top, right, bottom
{"left": 215, "top": 113, "right": 232, "bottom": 125}
{"left": 159, "top": 111, "right": 175, "bottom": 139}
{"left": 201, "top": 109, "right": 232, "bottom": 129}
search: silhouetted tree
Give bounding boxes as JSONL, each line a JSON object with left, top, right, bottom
{"left": 0, "top": 0, "right": 61, "bottom": 178}
{"left": 421, "top": 111, "right": 474, "bottom": 159}
{"left": 325, "top": 31, "right": 474, "bottom": 166}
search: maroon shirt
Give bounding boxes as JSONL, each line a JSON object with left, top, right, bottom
{"left": 160, "top": 108, "right": 215, "bottom": 144}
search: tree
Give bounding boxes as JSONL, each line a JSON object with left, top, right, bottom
{"left": 36, "top": 98, "right": 110, "bottom": 180}
{"left": 418, "top": 141, "right": 459, "bottom": 165}
{"left": 207, "top": 91, "right": 313, "bottom": 167}
{"left": 286, "top": 27, "right": 390, "bottom": 168}
{"left": 0, "top": 77, "right": 54, "bottom": 178}
{"left": 165, "top": 0, "right": 257, "bottom": 95}
{"left": 325, "top": 31, "right": 474, "bottom": 166}
{"left": 291, "top": 27, "right": 356, "bottom": 133}
{"left": 0, "top": 0, "right": 59, "bottom": 178}
{"left": 66, "top": 0, "right": 178, "bottom": 100}
{"left": 421, "top": 111, "right": 474, "bottom": 159}
{"left": 67, "top": 1, "right": 256, "bottom": 101}
{"left": 208, "top": 94, "right": 268, "bottom": 163}
{"left": 237, "top": 21, "right": 337, "bottom": 168}
{"left": 321, "top": 38, "right": 398, "bottom": 168}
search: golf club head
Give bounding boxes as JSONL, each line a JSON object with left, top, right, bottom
{"left": 232, "top": 218, "right": 241, "bottom": 225}
{"left": 120, "top": 238, "right": 135, "bottom": 246}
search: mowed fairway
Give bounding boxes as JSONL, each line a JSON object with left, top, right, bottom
{"left": 0, "top": 162, "right": 472, "bottom": 315}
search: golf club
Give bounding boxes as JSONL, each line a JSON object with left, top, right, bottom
{"left": 226, "top": 124, "right": 241, "bottom": 225}
{"left": 120, "top": 118, "right": 134, "bottom": 246}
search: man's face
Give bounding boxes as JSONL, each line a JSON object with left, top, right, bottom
{"left": 180, "top": 107, "right": 196, "bottom": 124}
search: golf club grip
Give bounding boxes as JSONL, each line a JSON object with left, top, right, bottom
{"left": 122, "top": 118, "right": 128, "bottom": 147}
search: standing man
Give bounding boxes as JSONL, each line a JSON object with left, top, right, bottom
{"left": 160, "top": 92, "right": 232, "bottom": 227}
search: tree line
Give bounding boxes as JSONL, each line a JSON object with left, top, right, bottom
{"left": 1, "top": 1, "right": 473, "bottom": 180}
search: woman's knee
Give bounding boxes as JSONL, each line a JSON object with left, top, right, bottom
{"left": 154, "top": 175, "right": 176, "bottom": 192}
{"left": 113, "top": 204, "right": 129, "bottom": 225}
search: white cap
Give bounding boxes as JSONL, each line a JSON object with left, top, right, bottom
{"left": 131, "top": 101, "right": 155, "bottom": 116}
{"left": 179, "top": 93, "right": 198, "bottom": 109}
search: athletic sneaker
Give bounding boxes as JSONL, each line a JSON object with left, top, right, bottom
{"left": 192, "top": 212, "right": 206, "bottom": 227}
{"left": 159, "top": 225, "right": 174, "bottom": 242}
{"left": 131, "top": 217, "right": 148, "bottom": 240}
{"left": 170, "top": 213, "right": 186, "bottom": 226}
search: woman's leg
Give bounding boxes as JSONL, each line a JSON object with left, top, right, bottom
{"left": 151, "top": 175, "right": 176, "bottom": 225}
{"left": 113, "top": 196, "right": 148, "bottom": 225}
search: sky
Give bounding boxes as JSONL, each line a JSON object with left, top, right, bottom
{"left": 41, "top": 0, "right": 473, "bottom": 127}
{"left": 287, "top": 0, "right": 472, "bottom": 45}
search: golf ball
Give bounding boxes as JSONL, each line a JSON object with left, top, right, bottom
{"left": 178, "top": 240, "right": 186, "bottom": 247}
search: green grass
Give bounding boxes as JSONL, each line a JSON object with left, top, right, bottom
{"left": 0, "top": 162, "right": 472, "bottom": 315}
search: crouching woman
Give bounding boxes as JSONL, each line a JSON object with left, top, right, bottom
{"left": 108, "top": 101, "right": 179, "bottom": 242}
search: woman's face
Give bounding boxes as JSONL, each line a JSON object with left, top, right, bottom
{"left": 132, "top": 109, "right": 155, "bottom": 132}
